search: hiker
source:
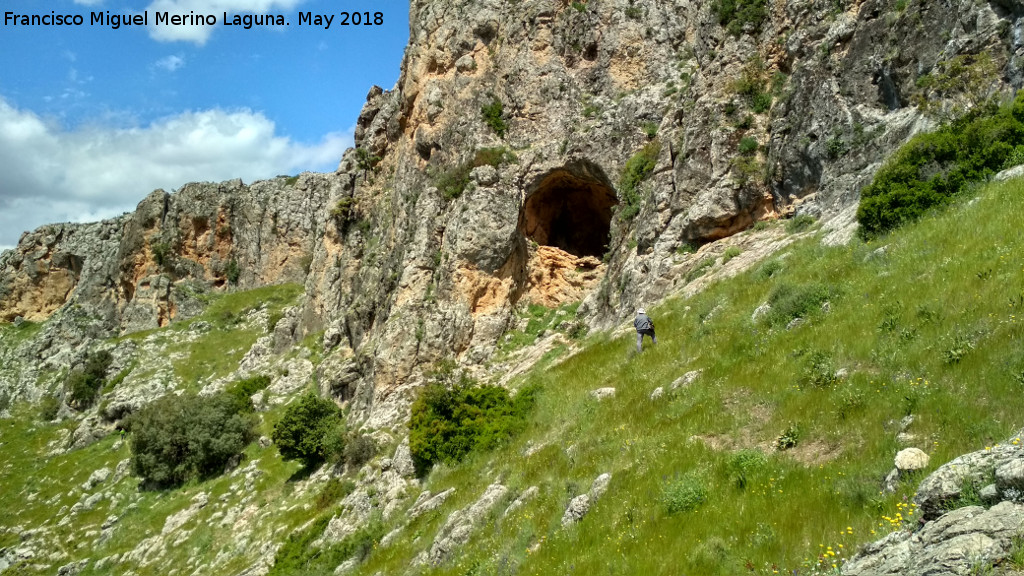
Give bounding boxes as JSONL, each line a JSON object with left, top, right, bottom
{"left": 634, "top": 307, "right": 657, "bottom": 352}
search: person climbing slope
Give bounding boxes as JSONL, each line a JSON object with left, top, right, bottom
{"left": 634, "top": 307, "right": 656, "bottom": 352}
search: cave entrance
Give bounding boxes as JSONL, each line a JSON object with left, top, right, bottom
{"left": 519, "top": 161, "right": 618, "bottom": 259}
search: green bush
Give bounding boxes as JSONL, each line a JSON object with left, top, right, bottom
{"left": 330, "top": 197, "right": 355, "bottom": 223}
{"left": 722, "top": 246, "right": 742, "bottom": 263}
{"left": 857, "top": 91, "right": 1024, "bottom": 237}
{"left": 433, "top": 146, "right": 517, "bottom": 202}
{"left": 800, "top": 351, "right": 838, "bottom": 389}
{"left": 662, "top": 474, "right": 708, "bottom": 514}
{"left": 128, "top": 392, "right": 257, "bottom": 488}
{"left": 481, "top": 97, "right": 508, "bottom": 138}
{"left": 786, "top": 214, "right": 817, "bottom": 233}
{"left": 315, "top": 477, "right": 356, "bottom": 511}
{"left": 619, "top": 141, "right": 661, "bottom": 221}
{"left": 765, "top": 282, "right": 832, "bottom": 326}
{"left": 727, "top": 450, "right": 767, "bottom": 489}
{"left": 66, "top": 350, "right": 113, "bottom": 410}
{"left": 224, "top": 375, "right": 271, "bottom": 410}
{"left": 711, "top": 0, "right": 768, "bottom": 37}
{"left": 751, "top": 92, "right": 773, "bottom": 113}
{"left": 38, "top": 395, "right": 60, "bottom": 422}
{"left": 738, "top": 137, "right": 758, "bottom": 155}
{"left": 755, "top": 259, "right": 783, "bottom": 280}
{"left": 344, "top": 433, "right": 377, "bottom": 468}
{"left": 271, "top": 392, "right": 345, "bottom": 469}
{"left": 775, "top": 423, "right": 800, "bottom": 450}
{"left": 151, "top": 241, "right": 172, "bottom": 268}
{"left": 226, "top": 258, "right": 241, "bottom": 285}
{"left": 409, "top": 365, "right": 536, "bottom": 476}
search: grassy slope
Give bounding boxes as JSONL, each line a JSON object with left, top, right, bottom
{"left": 0, "top": 284, "right": 315, "bottom": 575}
{"left": 1, "top": 177, "right": 1022, "bottom": 575}
{"left": 350, "top": 178, "right": 1024, "bottom": 576}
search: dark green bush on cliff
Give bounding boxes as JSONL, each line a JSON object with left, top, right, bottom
{"left": 128, "top": 392, "right": 257, "bottom": 489}
{"left": 66, "top": 350, "right": 113, "bottom": 409}
{"left": 409, "top": 363, "right": 536, "bottom": 476}
{"left": 711, "top": 0, "right": 768, "bottom": 37}
{"left": 271, "top": 391, "right": 345, "bottom": 469}
{"left": 619, "top": 141, "right": 661, "bottom": 221}
{"left": 857, "top": 92, "right": 1024, "bottom": 237}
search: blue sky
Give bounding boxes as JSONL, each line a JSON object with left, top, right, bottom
{"left": 0, "top": 0, "right": 409, "bottom": 250}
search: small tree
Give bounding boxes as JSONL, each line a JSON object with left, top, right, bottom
{"left": 272, "top": 392, "right": 345, "bottom": 469}
{"left": 128, "top": 392, "right": 257, "bottom": 489}
{"left": 66, "top": 350, "right": 113, "bottom": 410}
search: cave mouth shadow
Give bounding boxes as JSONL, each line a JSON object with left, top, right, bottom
{"left": 518, "top": 161, "right": 618, "bottom": 260}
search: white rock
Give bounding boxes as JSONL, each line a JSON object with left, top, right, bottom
{"left": 590, "top": 387, "right": 616, "bottom": 400}
{"left": 895, "top": 448, "right": 930, "bottom": 472}
{"left": 561, "top": 494, "right": 590, "bottom": 527}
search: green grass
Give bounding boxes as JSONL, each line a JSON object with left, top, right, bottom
{"left": 497, "top": 302, "right": 582, "bottom": 356}
{"left": 119, "top": 283, "right": 303, "bottom": 389}
{"left": 346, "top": 177, "right": 1024, "bottom": 576}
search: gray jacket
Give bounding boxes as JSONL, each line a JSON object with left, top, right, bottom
{"left": 634, "top": 313, "right": 654, "bottom": 332}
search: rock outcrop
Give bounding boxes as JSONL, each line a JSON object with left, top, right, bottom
{"left": 844, "top": 432, "right": 1024, "bottom": 576}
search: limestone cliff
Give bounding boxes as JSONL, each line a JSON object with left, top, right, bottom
{"left": 2, "top": 0, "right": 1024, "bottom": 426}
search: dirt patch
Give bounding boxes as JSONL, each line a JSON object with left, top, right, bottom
{"left": 782, "top": 439, "right": 843, "bottom": 467}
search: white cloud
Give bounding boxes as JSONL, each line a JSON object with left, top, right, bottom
{"left": 73, "top": 0, "right": 104, "bottom": 5}
{"left": 145, "top": 0, "right": 305, "bottom": 44}
{"left": 0, "top": 97, "right": 352, "bottom": 247}
{"left": 153, "top": 55, "right": 186, "bottom": 72}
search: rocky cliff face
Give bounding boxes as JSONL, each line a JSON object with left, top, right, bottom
{"left": 3, "top": 0, "right": 1023, "bottom": 425}
{"left": 296, "top": 0, "right": 1024, "bottom": 427}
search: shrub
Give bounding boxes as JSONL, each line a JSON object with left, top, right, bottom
{"left": 272, "top": 392, "right": 345, "bottom": 469}
{"left": 765, "top": 282, "right": 832, "bottom": 326}
{"left": 128, "top": 392, "right": 257, "bottom": 488}
{"left": 662, "top": 474, "right": 708, "bottom": 513}
{"left": 433, "top": 146, "right": 517, "bottom": 202}
{"left": 857, "top": 91, "right": 1024, "bottom": 237}
{"left": 727, "top": 450, "right": 767, "bottom": 489}
{"left": 619, "top": 141, "right": 661, "bottom": 221}
{"left": 775, "top": 423, "right": 800, "bottom": 450}
{"left": 732, "top": 155, "right": 763, "bottom": 186}
{"left": 642, "top": 121, "right": 659, "bottom": 139}
{"left": 344, "top": 434, "right": 377, "bottom": 468}
{"left": 800, "top": 351, "right": 838, "bottom": 389}
{"left": 315, "top": 477, "right": 356, "bottom": 511}
{"left": 409, "top": 365, "right": 536, "bottom": 476}
{"left": 738, "top": 137, "right": 758, "bottom": 155}
{"left": 733, "top": 57, "right": 771, "bottom": 115}
{"left": 38, "top": 395, "right": 60, "bottom": 422}
{"left": 354, "top": 147, "right": 381, "bottom": 180}
{"left": 66, "top": 350, "right": 113, "bottom": 410}
{"left": 481, "top": 97, "right": 508, "bottom": 138}
{"left": 751, "top": 92, "right": 772, "bottom": 113}
{"left": 722, "top": 246, "right": 742, "bottom": 263}
{"left": 330, "top": 197, "right": 355, "bottom": 224}
{"left": 224, "top": 375, "right": 271, "bottom": 410}
{"left": 786, "top": 214, "right": 816, "bottom": 233}
{"left": 151, "top": 241, "right": 172, "bottom": 268}
{"left": 711, "top": 0, "right": 768, "bottom": 36}
{"left": 755, "top": 259, "right": 783, "bottom": 280}
{"left": 226, "top": 258, "right": 241, "bottom": 285}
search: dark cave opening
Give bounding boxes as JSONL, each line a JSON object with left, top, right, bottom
{"left": 519, "top": 162, "right": 618, "bottom": 259}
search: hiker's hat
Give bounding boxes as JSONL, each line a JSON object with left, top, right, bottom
{"left": 637, "top": 308, "right": 645, "bottom": 315}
